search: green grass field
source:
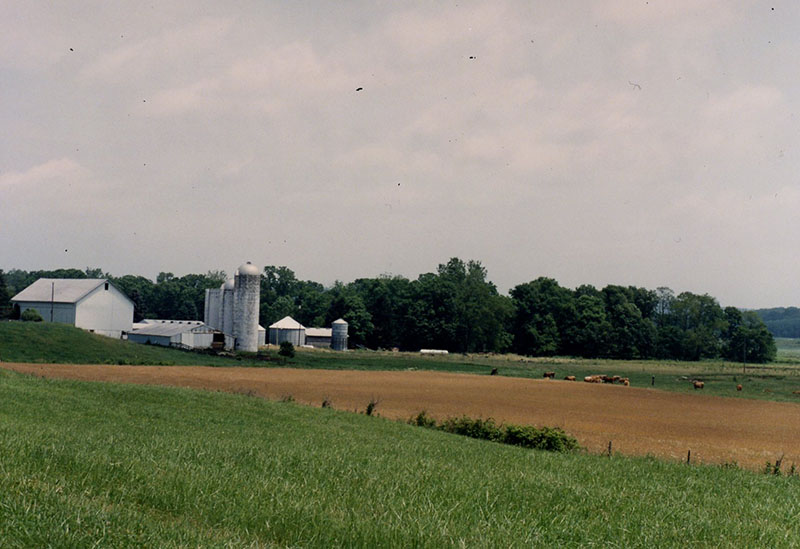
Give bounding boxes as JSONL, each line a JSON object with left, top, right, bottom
{"left": 3, "top": 322, "right": 800, "bottom": 402}
{"left": 1, "top": 369, "right": 799, "bottom": 547}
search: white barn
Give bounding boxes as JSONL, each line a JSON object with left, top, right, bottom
{"left": 11, "top": 278, "right": 134, "bottom": 338}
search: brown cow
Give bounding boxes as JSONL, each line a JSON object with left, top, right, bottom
{"left": 543, "top": 371, "right": 555, "bottom": 379}
{"left": 621, "top": 378, "right": 630, "bottom": 386}
{"left": 584, "top": 375, "right": 604, "bottom": 383}
{"left": 693, "top": 381, "right": 704, "bottom": 390}
{"left": 564, "top": 375, "right": 576, "bottom": 381}
{"left": 737, "top": 384, "right": 743, "bottom": 391}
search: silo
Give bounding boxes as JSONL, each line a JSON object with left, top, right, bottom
{"left": 221, "top": 279, "right": 235, "bottom": 336}
{"left": 204, "top": 288, "right": 222, "bottom": 330}
{"left": 233, "top": 262, "right": 260, "bottom": 352}
{"left": 331, "top": 318, "right": 348, "bottom": 351}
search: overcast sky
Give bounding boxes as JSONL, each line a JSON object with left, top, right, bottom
{"left": 2, "top": 1, "right": 798, "bottom": 308}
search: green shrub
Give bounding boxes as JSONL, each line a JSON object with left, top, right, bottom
{"left": 410, "top": 412, "right": 579, "bottom": 453}
{"left": 20, "top": 309, "right": 43, "bottom": 322}
{"left": 279, "top": 341, "right": 295, "bottom": 359}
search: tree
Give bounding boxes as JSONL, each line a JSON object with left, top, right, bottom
{"left": 511, "top": 278, "right": 575, "bottom": 356}
{"left": 21, "top": 308, "right": 43, "bottom": 322}
{"left": 567, "top": 294, "right": 611, "bottom": 357}
{"left": 0, "top": 270, "right": 11, "bottom": 319}
{"left": 325, "top": 282, "right": 374, "bottom": 347}
{"left": 722, "top": 309, "right": 776, "bottom": 363}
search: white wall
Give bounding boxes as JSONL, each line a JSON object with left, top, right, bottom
{"left": 19, "top": 302, "right": 76, "bottom": 324}
{"left": 74, "top": 283, "right": 133, "bottom": 338}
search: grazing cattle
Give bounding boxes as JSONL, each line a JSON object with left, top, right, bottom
{"left": 490, "top": 368, "right": 498, "bottom": 376}
{"left": 693, "top": 381, "right": 704, "bottom": 390}
{"left": 622, "top": 379, "right": 630, "bottom": 386}
{"left": 564, "top": 375, "right": 576, "bottom": 381}
{"left": 543, "top": 371, "right": 555, "bottom": 379}
{"left": 737, "top": 384, "right": 743, "bottom": 391}
{"left": 584, "top": 375, "right": 604, "bottom": 383}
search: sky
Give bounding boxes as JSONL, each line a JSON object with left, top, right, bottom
{"left": 1, "top": 1, "right": 798, "bottom": 309}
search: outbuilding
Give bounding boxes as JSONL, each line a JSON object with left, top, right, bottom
{"left": 11, "top": 278, "right": 134, "bottom": 338}
{"left": 304, "top": 327, "right": 332, "bottom": 348}
{"left": 128, "top": 319, "right": 223, "bottom": 349}
{"left": 268, "top": 316, "right": 306, "bottom": 346}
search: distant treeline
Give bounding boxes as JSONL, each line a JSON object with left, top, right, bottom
{"left": 754, "top": 307, "right": 800, "bottom": 339}
{"left": 0, "top": 259, "right": 776, "bottom": 362}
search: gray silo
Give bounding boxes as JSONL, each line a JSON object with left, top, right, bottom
{"left": 331, "top": 318, "right": 348, "bottom": 351}
{"left": 221, "top": 278, "right": 235, "bottom": 337}
{"left": 233, "top": 262, "right": 260, "bottom": 352}
{"left": 204, "top": 287, "right": 222, "bottom": 330}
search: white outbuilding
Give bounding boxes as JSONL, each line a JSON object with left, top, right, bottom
{"left": 11, "top": 278, "right": 134, "bottom": 338}
{"left": 128, "top": 319, "right": 224, "bottom": 349}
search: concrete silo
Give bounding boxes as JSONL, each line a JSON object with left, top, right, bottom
{"left": 233, "top": 262, "right": 261, "bottom": 352}
{"left": 204, "top": 287, "right": 223, "bottom": 330}
{"left": 331, "top": 318, "right": 348, "bottom": 351}
{"left": 221, "top": 278, "right": 235, "bottom": 338}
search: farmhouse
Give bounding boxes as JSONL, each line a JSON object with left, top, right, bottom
{"left": 11, "top": 278, "right": 134, "bottom": 338}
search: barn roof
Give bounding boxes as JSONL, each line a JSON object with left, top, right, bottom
{"left": 269, "top": 316, "right": 305, "bottom": 330}
{"left": 305, "top": 327, "right": 332, "bottom": 338}
{"left": 11, "top": 278, "right": 124, "bottom": 304}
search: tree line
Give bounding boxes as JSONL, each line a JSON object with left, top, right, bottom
{"left": 0, "top": 259, "right": 777, "bottom": 362}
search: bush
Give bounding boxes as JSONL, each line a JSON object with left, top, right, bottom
{"left": 278, "top": 341, "right": 295, "bottom": 359}
{"left": 20, "top": 309, "right": 43, "bottom": 322}
{"left": 409, "top": 412, "right": 579, "bottom": 453}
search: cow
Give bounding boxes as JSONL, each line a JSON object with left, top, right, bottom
{"left": 737, "top": 384, "right": 743, "bottom": 391}
{"left": 564, "top": 375, "right": 576, "bottom": 381}
{"left": 622, "top": 379, "right": 630, "bottom": 386}
{"left": 693, "top": 381, "right": 704, "bottom": 390}
{"left": 584, "top": 375, "right": 604, "bottom": 383}
{"left": 490, "top": 367, "right": 498, "bottom": 376}
{"left": 543, "top": 371, "right": 555, "bottom": 379}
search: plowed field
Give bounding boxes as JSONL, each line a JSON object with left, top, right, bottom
{"left": 5, "top": 363, "right": 800, "bottom": 470}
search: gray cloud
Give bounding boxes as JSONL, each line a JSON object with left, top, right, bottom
{"left": 1, "top": 1, "right": 798, "bottom": 308}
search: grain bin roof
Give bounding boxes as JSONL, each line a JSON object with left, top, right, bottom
{"left": 12, "top": 278, "right": 118, "bottom": 304}
{"left": 269, "top": 316, "right": 305, "bottom": 330}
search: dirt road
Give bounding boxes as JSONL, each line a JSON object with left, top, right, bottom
{"left": 5, "top": 363, "right": 800, "bottom": 469}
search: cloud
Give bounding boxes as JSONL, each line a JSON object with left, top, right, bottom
{"left": 0, "top": 158, "right": 87, "bottom": 188}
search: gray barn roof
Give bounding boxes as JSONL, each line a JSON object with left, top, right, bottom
{"left": 130, "top": 320, "right": 213, "bottom": 337}
{"left": 11, "top": 278, "right": 125, "bottom": 304}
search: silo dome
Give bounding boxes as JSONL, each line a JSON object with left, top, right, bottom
{"left": 237, "top": 262, "right": 260, "bottom": 276}
{"left": 223, "top": 279, "right": 235, "bottom": 290}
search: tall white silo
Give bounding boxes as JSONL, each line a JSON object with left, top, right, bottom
{"left": 331, "top": 318, "right": 348, "bottom": 351}
{"left": 233, "top": 262, "right": 261, "bottom": 352}
{"left": 221, "top": 279, "right": 235, "bottom": 336}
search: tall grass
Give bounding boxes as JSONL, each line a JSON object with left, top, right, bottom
{"left": 1, "top": 369, "right": 799, "bottom": 547}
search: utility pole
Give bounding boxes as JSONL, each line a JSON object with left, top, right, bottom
{"left": 50, "top": 281, "right": 54, "bottom": 322}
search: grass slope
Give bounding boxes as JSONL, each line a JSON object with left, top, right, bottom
{"left": 1, "top": 369, "right": 799, "bottom": 547}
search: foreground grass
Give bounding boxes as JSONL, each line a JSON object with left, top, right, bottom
{"left": 1, "top": 370, "right": 799, "bottom": 547}
{"left": 3, "top": 322, "right": 800, "bottom": 403}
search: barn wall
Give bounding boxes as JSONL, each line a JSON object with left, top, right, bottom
{"left": 75, "top": 284, "right": 133, "bottom": 338}
{"left": 18, "top": 302, "right": 76, "bottom": 324}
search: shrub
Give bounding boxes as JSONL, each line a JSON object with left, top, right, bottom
{"left": 20, "top": 309, "right": 43, "bottom": 322}
{"left": 409, "top": 410, "right": 437, "bottom": 428}
{"left": 439, "top": 416, "right": 504, "bottom": 443}
{"left": 278, "top": 341, "right": 295, "bottom": 359}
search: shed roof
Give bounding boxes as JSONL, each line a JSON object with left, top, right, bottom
{"left": 305, "top": 327, "right": 332, "bottom": 338}
{"left": 11, "top": 278, "right": 127, "bottom": 305}
{"left": 269, "top": 316, "right": 305, "bottom": 330}
{"left": 130, "top": 320, "right": 213, "bottom": 337}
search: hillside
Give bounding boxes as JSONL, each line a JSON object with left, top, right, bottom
{"left": 755, "top": 307, "right": 800, "bottom": 338}
{"left": 1, "top": 369, "right": 798, "bottom": 547}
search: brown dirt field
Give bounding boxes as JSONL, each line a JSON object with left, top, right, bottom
{"left": 5, "top": 363, "right": 800, "bottom": 470}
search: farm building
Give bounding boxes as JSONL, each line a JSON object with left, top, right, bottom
{"left": 128, "top": 319, "right": 225, "bottom": 349}
{"left": 269, "top": 316, "right": 305, "bottom": 346}
{"left": 11, "top": 278, "right": 133, "bottom": 338}
{"left": 304, "top": 327, "right": 331, "bottom": 348}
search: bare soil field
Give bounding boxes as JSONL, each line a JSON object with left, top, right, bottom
{"left": 5, "top": 363, "right": 800, "bottom": 470}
